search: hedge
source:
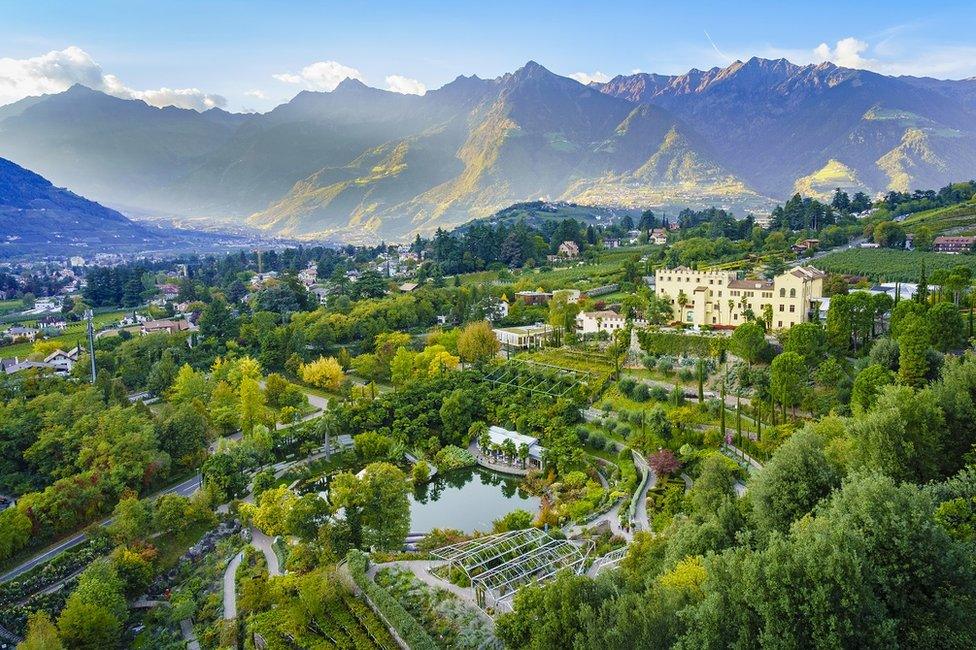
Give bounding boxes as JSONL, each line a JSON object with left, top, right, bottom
{"left": 345, "top": 550, "right": 438, "bottom": 650}
{"left": 637, "top": 330, "right": 726, "bottom": 358}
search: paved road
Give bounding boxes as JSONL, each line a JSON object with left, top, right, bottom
{"left": 0, "top": 473, "right": 202, "bottom": 584}
{"left": 223, "top": 551, "right": 244, "bottom": 619}
{"left": 1, "top": 380, "right": 327, "bottom": 586}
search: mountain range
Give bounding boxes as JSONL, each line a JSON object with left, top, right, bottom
{"left": 1, "top": 58, "right": 975, "bottom": 243}
{"left": 0, "top": 156, "right": 246, "bottom": 258}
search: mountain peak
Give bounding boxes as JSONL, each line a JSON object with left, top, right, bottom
{"left": 333, "top": 77, "right": 371, "bottom": 93}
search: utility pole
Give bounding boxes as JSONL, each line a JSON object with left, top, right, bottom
{"left": 85, "top": 309, "right": 96, "bottom": 383}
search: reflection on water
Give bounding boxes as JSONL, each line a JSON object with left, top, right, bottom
{"left": 409, "top": 467, "right": 540, "bottom": 534}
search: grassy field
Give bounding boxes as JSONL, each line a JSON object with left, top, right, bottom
{"left": 812, "top": 248, "right": 976, "bottom": 282}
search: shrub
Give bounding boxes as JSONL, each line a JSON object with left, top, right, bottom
{"left": 589, "top": 434, "right": 606, "bottom": 450}
{"left": 633, "top": 383, "right": 650, "bottom": 402}
{"left": 432, "top": 446, "right": 476, "bottom": 472}
{"left": 656, "top": 358, "right": 674, "bottom": 375}
{"left": 618, "top": 378, "right": 637, "bottom": 396}
{"left": 576, "top": 426, "right": 590, "bottom": 443}
{"left": 649, "top": 386, "right": 669, "bottom": 402}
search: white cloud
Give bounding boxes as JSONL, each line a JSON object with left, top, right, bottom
{"left": 384, "top": 74, "right": 426, "bottom": 95}
{"left": 813, "top": 37, "right": 874, "bottom": 69}
{"left": 272, "top": 60, "right": 363, "bottom": 91}
{"left": 245, "top": 89, "right": 268, "bottom": 99}
{"left": 0, "top": 46, "right": 226, "bottom": 110}
{"left": 568, "top": 70, "right": 611, "bottom": 85}
{"left": 630, "top": 68, "right": 643, "bottom": 75}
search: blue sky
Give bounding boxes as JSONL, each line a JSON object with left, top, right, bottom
{"left": 2, "top": 0, "right": 975, "bottom": 111}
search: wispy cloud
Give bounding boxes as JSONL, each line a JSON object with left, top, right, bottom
{"left": 0, "top": 46, "right": 226, "bottom": 110}
{"left": 244, "top": 89, "right": 268, "bottom": 99}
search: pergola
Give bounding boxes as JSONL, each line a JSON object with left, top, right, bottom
{"left": 430, "top": 529, "right": 592, "bottom": 612}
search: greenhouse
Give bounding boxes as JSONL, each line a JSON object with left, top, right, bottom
{"left": 431, "top": 529, "right": 592, "bottom": 611}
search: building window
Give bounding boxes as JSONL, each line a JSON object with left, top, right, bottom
{"left": 779, "top": 304, "right": 784, "bottom": 312}
{"left": 779, "top": 288, "right": 785, "bottom": 297}
{"left": 790, "top": 288, "right": 796, "bottom": 298}
{"left": 790, "top": 305, "right": 796, "bottom": 313}
{"left": 778, "top": 320, "right": 782, "bottom": 328}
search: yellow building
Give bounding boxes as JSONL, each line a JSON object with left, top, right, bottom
{"left": 653, "top": 265, "right": 825, "bottom": 330}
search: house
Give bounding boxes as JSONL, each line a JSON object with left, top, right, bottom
{"left": 604, "top": 238, "right": 621, "bottom": 248}
{"left": 298, "top": 263, "right": 318, "bottom": 286}
{"left": 69, "top": 256, "right": 86, "bottom": 267}
{"left": 398, "top": 282, "right": 419, "bottom": 292}
{"left": 933, "top": 236, "right": 976, "bottom": 254}
{"left": 557, "top": 241, "right": 580, "bottom": 258}
{"left": 627, "top": 229, "right": 642, "bottom": 244}
{"left": 311, "top": 286, "right": 330, "bottom": 305}
{"left": 514, "top": 290, "right": 552, "bottom": 306}
{"left": 32, "top": 297, "right": 62, "bottom": 312}
{"left": 653, "top": 265, "right": 826, "bottom": 330}
{"left": 492, "top": 323, "right": 553, "bottom": 350}
{"left": 792, "top": 239, "right": 820, "bottom": 253}
{"left": 650, "top": 229, "right": 668, "bottom": 245}
{"left": 484, "top": 426, "right": 546, "bottom": 469}
{"left": 5, "top": 326, "right": 39, "bottom": 342}
{"left": 44, "top": 348, "right": 80, "bottom": 374}
{"left": 159, "top": 283, "right": 180, "bottom": 297}
{"left": 0, "top": 348, "right": 79, "bottom": 376}
{"left": 575, "top": 310, "right": 647, "bottom": 335}
{"left": 141, "top": 319, "right": 191, "bottom": 336}
{"left": 37, "top": 315, "right": 67, "bottom": 330}
{"left": 485, "top": 296, "right": 509, "bottom": 322}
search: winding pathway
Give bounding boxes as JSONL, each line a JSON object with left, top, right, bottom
{"left": 223, "top": 551, "right": 243, "bottom": 620}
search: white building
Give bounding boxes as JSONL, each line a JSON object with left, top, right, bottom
{"left": 493, "top": 324, "right": 553, "bottom": 350}
{"left": 485, "top": 426, "right": 546, "bottom": 469}
{"left": 575, "top": 310, "right": 647, "bottom": 335}
{"left": 69, "top": 256, "right": 86, "bottom": 267}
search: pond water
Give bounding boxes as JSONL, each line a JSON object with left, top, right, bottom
{"left": 409, "top": 467, "right": 540, "bottom": 534}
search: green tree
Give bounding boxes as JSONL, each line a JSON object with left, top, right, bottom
{"left": 850, "top": 364, "right": 894, "bottom": 415}
{"left": 770, "top": 352, "right": 808, "bottom": 418}
{"left": 729, "top": 321, "right": 767, "bottom": 365}
{"left": 457, "top": 320, "right": 501, "bottom": 365}
{"left": 156, "top": 402, "right": 208, "bottom": 467}
{"left": 783, "top": 322, "right": 827, "bottom": 365}
{"left": 107, "top": 496, "right": 153, "bottom": 545}
{"left": 748, "top": 430, "right": 840, "bottom": 534}
{"left": 927, "top": 302, "right": 964, "bottom": 351}
{"left": 849, "top": 385, "right": 945, "bottom": 483}
{"left": 898, "top": 312, "right": 930, "bottom": 387}
{"left": 19, "top": 611, "right": 64, "bottom": 650}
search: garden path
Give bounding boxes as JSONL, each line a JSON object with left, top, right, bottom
{"left": 223, "top": 551, "right": 243, "bottom": 619}
{"left": 250, "top": 528, "right": 282, "bottom": 576}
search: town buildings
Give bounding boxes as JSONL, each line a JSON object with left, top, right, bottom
{"left": 653, "top": 265, "right": 826, "bottom": 329}
{"left": 933, "top": 235, "right": 976, "bottom": 254}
